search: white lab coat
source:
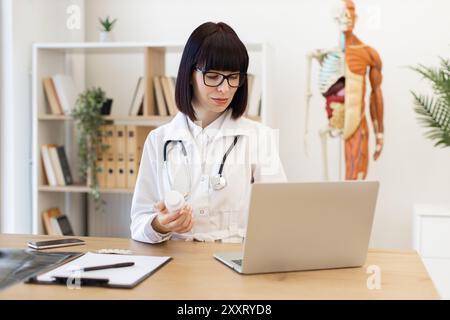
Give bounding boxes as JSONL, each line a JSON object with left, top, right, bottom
{"left": 130, "top": 108, "right": 287, "bottom": 244}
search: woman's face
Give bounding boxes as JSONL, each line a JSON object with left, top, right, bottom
{"left": 191, "top": 68, "right": 239, "bottom": 114}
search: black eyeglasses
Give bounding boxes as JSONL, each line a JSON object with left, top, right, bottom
{"left": 195, "top": 67, "right": 246, "bottom": 88}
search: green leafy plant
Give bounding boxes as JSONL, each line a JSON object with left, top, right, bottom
{"left": 72, "top": 87, "right": 109, "bottom": 204}
{"left": 98, "top": 16, "right": 117, "bottom": 32}
{"left": 411, "top": 57, "right": 450, "bottom": 147}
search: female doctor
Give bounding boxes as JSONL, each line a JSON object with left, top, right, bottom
{"left": 130, "top": 22, "right": 286, "bottom": 244}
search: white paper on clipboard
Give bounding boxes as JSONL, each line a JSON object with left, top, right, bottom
{"left": 36, "top": 252, "right": 171, "bottom": 288}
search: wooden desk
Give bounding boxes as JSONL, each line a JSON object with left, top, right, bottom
{"left": 0, "top": 234, "right": 439, "bottom": 299}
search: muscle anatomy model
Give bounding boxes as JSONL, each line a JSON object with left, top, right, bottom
{"left": 305, "top": 0, "right": 384, "bottom": 180}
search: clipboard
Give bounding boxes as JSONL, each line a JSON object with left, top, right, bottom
{"left": 26, "top": 252, "right": 172, "bottom": 289}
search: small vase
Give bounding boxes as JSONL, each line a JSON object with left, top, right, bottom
{"left": 101, "top": 99, "right": 113, "bottom": 115}
{"left": 99, "top": 31, "right": 114, "bottom": 42}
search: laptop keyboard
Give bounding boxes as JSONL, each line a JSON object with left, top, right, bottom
{"left": 232, "top": 259, "right": 243, "bottom": 266}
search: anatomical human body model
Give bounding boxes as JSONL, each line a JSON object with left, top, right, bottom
{"left": 305, "top": 0, "right": 384, "bottom": 180}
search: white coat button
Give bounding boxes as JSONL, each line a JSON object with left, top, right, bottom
{"left": 198, "top": 208, "right": 209, "bottom": 216}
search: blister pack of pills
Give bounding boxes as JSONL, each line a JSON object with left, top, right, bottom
{"left": 95, "top": 249, "right": 133, "bottom": 255}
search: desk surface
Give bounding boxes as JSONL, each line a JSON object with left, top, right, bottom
{"left": 0, "top": 234, "right": 439, "bottom": 300}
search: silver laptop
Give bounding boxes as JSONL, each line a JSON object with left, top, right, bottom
{"left": 214, "top": 181, "right": 379, "bottom": 274}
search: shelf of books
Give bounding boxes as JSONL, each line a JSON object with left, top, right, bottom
{"left": 32, "top": 42, "right": 266, "bottom": 236}
{"left": 38, "top": 184, "right": 134, "bottom": 194}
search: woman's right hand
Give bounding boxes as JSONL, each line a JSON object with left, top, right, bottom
{"left": 151, "top": 201, "right": 193, "bottom": 234}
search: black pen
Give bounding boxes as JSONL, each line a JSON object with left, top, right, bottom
{"left": 81, "top": 262, "right": 135, "bottom": 272}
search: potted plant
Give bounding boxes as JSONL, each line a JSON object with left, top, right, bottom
{"left": 98, "top": 16, "right": 117, "bottom": 42}
{"left": 72, "top": 87, "right": 110, "bottom": 203}
{"left": 411, "top": 58, "right": 450, "bottom": 147}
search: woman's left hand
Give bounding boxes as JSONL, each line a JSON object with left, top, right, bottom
{"left": 171, "top": 205, "right": 194, "bottom": 233}
{"left": 152, "top": 201, "right": 194, "bottom": 234}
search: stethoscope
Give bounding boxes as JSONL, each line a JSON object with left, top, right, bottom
{"left": 163, "top": 136, "right": 240, "bottom": 199}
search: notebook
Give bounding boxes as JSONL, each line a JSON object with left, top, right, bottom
{"left": 32, "top": 252, "right": 171, "bottom": 288}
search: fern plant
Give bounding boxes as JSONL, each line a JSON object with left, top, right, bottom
{"left": 98, "top": 16, "right": 117, "bottom": 32}
{"left": 410, "top": 58, "right": 450, "bottom": 147}
{"left": 72, "top": 87, "right": 109, "bottom": 204}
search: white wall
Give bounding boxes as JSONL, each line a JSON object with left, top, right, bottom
{"left": 1, "top": 0, "right": 15, "bottom": 233}
{"left": 0, "top": 1, "right": 4, "bottom": 232}
{"left": 84, "top": 0, "right": 450, "bottom": 249}
{"left": 0, "top": 0, "right": 84, "bottom": 233}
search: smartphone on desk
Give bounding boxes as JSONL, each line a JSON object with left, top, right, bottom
{"left": 27, "top": 238, "right": 85, "bottom": 250}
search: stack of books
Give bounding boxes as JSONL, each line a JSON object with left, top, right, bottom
{"left": 152, "top": 75, "right": 178, "bottom": 116}
{"left": 41, "top": 145, "right": 73, "bottom": 186}
{"left": 128, "top": 76, "right": 178, "bottom": 116}
{"left": 42, "top": 74, "right": 79, "bottom": 115}
{"left": 42, "top": 208, "right": 74, "bottom": 236}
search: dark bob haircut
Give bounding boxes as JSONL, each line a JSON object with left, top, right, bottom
{"left": 175, "top": 22, "right": 249, "bottom": 121}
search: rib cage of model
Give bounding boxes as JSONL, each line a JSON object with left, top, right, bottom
{"left": 304, "top": 0, "right": 384, "bottom": 181}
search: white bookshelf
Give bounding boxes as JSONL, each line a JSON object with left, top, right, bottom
{"left": 31, "top": 41, "right": 268, "bottom": 236}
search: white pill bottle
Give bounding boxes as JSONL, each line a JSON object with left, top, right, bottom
{"left": 164, "top": 190, "right": 186, "bottom": 213}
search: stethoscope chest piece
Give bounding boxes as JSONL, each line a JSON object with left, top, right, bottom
{"left": 210, "top": 174, "right": 227, "bottom": 190}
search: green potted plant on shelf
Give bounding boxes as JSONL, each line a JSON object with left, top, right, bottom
{"left": 72, "top": 87, "right": 110, "bottom": 204}
{"left": 98, "top": 16, "right": 117, "bottom": 42}
{"left": 411, "top": 57, "right": 450, "bottom": 147}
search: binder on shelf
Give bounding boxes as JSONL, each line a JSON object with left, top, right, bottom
{"left": 41, "top": 144, "right": 58, "bottom": 186}
{"left": 96, "top": 126, "right": 107, "bottom": 188}
{"left": 136, "top": 127, "right": 153, "bottom": 168}
{"left": 153, "top": 76, "right": 168, "bottom": 116}
{"left": 48, "top": 145, "right": 66, "bottom": 186}
{"left": 126, "top": 125, "right": 138, "bottom": 188}
{"left": 56, "top": 146, "right": 73, "bottom": 185}
{"left": 104, "top": 125, "right": 116, "bottom": 188}
{"left": 115, "top": 125, "right": 127, "bottom": 188}
{"left": 51, "top": 74, "right": 79, "bottom": 115}
{"left": 96, "top": 159, "right": 106, "bottom": 188}
{"left": 129, "top": 77, "right": 145, "bottom": 116}
{"left": 42, "top": 78, "right": 63, "bottom": 115}
{"left": 125, "top": 126, "right": 153, "bottom": 189}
